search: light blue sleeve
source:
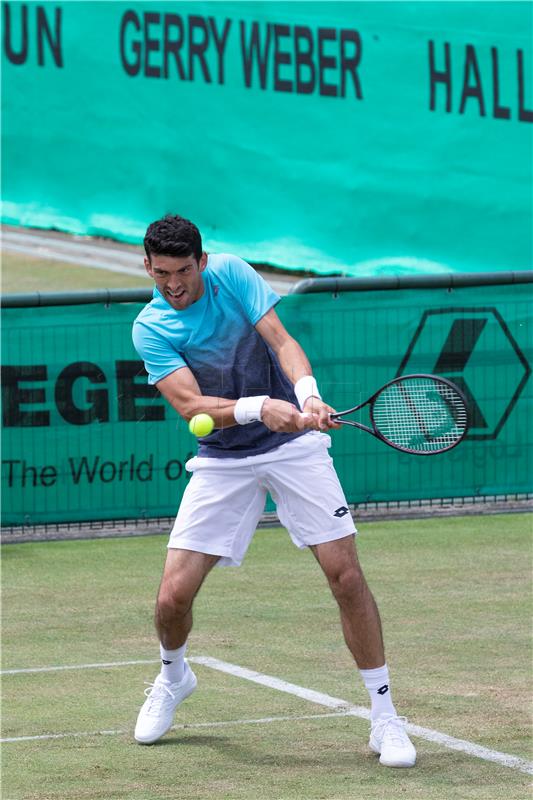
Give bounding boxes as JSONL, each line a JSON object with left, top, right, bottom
{"left": 225, "top": 255, "right": 280, "bottom": 325}
{"left": 132, "top": 321, "right": 187, "bottom": 385}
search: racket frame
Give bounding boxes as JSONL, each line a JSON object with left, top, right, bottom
{"left": 330, "top": 373, "right": 469, "bottom": 455}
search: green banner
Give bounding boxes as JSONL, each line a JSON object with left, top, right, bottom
{"left": 2, "top": 284, "right": 531, "bottom": 525}
{"left": 1, "top": 1, "right": 532, "bottom": 275}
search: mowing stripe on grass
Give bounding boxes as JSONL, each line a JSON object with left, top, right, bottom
{"left": 3, "top": 655, "right": 533, "bottom": 775}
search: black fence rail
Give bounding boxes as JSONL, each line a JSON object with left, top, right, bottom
{"left": 2, "top": 494, "right": 531, "bottom": 544}
{"left": 290, "top": 270, "right": 533, "bottom": 294}
{"left": 3, "top": 271, "right": 533, "bottom": 308}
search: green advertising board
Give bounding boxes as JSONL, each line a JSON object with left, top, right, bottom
{"left": 1, "top": 1, "right": 532, "bottom": 274}
{"left": 2, "top": 282, "right": 531, "bottom": 525}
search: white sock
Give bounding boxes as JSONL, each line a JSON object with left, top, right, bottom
{"left": 359, "top": 664, "right": 397, "bottom": 720}
{"left": 159, "top": 643, "right": 187, "bottom": 684}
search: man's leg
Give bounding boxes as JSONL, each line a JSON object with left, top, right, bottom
{"left": 310, "top": 535, "right": 416, "bottom": 767}
{"left": 135, "top": 548, "right": 219, "bottom": 745}
{"left": 156, "top": 547, "right": 220, "bottom": 650}
{"left": 310, "top": 534, "right": 384, "bottom": 669}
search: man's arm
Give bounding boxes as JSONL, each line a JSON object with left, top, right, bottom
{"left": 156, "top": 367, "right": 238, "bottom": 428}
{"left": 155, "top": 364, "right": 313, "bottom": 433}
{"left": 255, "top": 307, "right": 340, "bottom": 431}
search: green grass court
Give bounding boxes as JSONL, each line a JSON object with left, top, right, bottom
{"left": 2, "top": 514, "right": 531, "bottom": 800}
{"left": 1, "top": 251, "right": 151, "bottom": 294}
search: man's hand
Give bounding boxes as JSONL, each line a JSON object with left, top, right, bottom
{"left": 302, "top": 396, "right": 342, "bottom": 431}
{"left": 261, "top": 398, "right": 318, "bottom": 432}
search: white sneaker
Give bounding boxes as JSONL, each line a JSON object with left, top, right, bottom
{"left": 369, "top": 715, "right": 417, "bottom": 767}
{"left": 134, "top": 661, "right": 197, "bottom": 744}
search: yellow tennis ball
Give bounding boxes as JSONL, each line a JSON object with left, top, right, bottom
{"left": 189, "top": 413, "right": 214, "bottom": 437}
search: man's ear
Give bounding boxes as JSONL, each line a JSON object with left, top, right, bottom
{"left": 144, "top": 256, "right": 153, "bottom": 277}
{"left": 199, "top": 252, "right": 208, "bottom": 271}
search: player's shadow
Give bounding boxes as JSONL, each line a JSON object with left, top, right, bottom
{"left": 155, "top": 733, "right": 370, "bottom": 769}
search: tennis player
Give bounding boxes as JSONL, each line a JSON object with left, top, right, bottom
{"left": 131, "top": 214, "right": 416, "bottom": 768}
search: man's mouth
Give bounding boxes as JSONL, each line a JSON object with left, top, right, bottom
{"left": 166, "top": 289, "right": 186, "bottom": 300}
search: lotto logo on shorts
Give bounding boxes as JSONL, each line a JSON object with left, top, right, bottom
{"left": 333, "top": 506, "right": 349, "bottom": 518}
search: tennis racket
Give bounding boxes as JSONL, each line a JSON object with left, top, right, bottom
{"left": 330, "top": 374, "right": 469, "bottom": 455}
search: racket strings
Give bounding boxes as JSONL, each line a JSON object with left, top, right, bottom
{"left": 372, "top": 379, "right": 467, "bottom": 453}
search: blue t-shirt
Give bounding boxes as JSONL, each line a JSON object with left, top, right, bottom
{"left": 132, "top": 253, "right": 305, "bottom": 457}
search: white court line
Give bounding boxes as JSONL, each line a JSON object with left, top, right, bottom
{"left": 191, "top": 657, "right": 533, "bottom": 776}
{"left": 1, "top": 659, "right": 160, "bottom": 675}
{"left": 2, "top": 711, "right": 351, "bottom": 743}
{"left": 3, "top": 656, "right": 533, "bottom": 775}
{"left": 190, "top": 656, "right": 369, "bottom": 716}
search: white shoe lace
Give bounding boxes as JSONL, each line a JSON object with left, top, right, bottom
{"left": 373, "top": 715, "right": 409, "bottom": 744}
{"left": 382, "top": 717, "right": 410, "bottom": 747}
{"left": 143, "top": 680, "right": 176, "bottom": 715}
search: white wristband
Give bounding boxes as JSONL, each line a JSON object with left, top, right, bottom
{"left": 234, "top": 395, "right": 269, "bottom": 425}
{"left": 294, "top": 375, "right": 321, "bottom": 411}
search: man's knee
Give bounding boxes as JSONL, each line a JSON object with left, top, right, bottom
{"left": 156, "top": 550, "right": 218, "bottom": 623}
{"left": 327, "top": 563, "right": 366, "bottom": 606}
{"left": 156, "top": 578, "right": 194, "bottom": 621}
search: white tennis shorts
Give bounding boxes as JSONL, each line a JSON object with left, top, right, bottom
{"left": 168, "top": 431, "right": 357, "bottom": 566}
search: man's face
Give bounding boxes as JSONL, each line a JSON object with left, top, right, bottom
{"left": 144, "top": 252, "right": 207, "bottom": 310}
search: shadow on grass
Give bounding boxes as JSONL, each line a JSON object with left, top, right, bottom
{"left": 152, "top": 732, "right": 380, "bottom": 770}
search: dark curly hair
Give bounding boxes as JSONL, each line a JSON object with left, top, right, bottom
{"left": 144, "top": 214, "right": 203, "bottom": 262}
